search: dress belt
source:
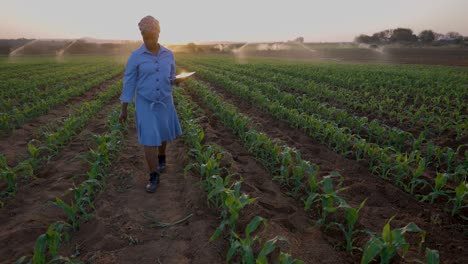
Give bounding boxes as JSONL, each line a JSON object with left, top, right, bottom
{"left": 150, "top": 100, "right": 168, "bottom": 110}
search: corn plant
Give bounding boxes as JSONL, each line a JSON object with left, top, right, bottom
{"left": 448, "top": 182, "right": 467, "bottom": 219}
{"left": 17, "top": 221, "right": 75, "bottom": 264}
{"left": 210, "top": 180, "right": 256, "bottom": 240}
{"left": 303, "top": 165, "right": 320, "bottom": 211}
{"left": 409, "top": 158, "right": 429, "bottom": 194}
{"left": 0, "top": 154, "right": 16, "bottom": 197}
{"left": 424, "top": 248, "right": 440, "bottom": 264}
{"left": 317, "top": 173, "right": 347, "bottom": 224}
{"left": 227, "top": 216, "right": 286, "bottom": 263}
{"left": 53, "top": 180, "right": 96, "bottom": 231}
{"left": 278, "top": 253, "right": 305, "bottom": 264}
{"left": 334, "top": 198, "right": 367, "bottom": 254}
{"left": 419, "top": 173, "right": 449, "bottom": 204}
{"left": 361, "top": 217, "right": 426, "bottom": 264}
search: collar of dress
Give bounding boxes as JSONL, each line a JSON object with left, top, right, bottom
{"left": 138, "top": 44, "right": 169, "bottom": 56}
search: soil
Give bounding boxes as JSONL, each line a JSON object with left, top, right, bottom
{"left": 0, "top": 73, "right": 123, "bottom": 167}
{"left": 185, "top": 79, "right": 468, "bottom": 263}
{"left": 0, "top": 98, "right": 120, "bottom": 263}
{"left": 57, "top": 123, "right": 226, "bottom": 264}
{"left": 1, "top": 54, "right": 466, "bottom": 263}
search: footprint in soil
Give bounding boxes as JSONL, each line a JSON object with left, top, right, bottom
{"left": 258, "top": 201, "right": 296, "bottom": 215}
{"left": 278, "top": 218, "right": 298, "bottom": 232}
{"left": 256, "top": 185, "right": 278, "bottom": 196}
{"left": 241, "top": 182, "right": 258, "bottom": 193}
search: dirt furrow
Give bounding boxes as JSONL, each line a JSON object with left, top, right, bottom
{"left": 190, "top": 80, "right": 468, "bottom": 263}
{"left": 0, "top": 73, "right": 123, "bottom": 166}
{"left": 0, "top": 98, "right": 121, "bottom": 263}
{"left": 58, "top": 122, "right": 225, "bottom": 264}
{"left": 186, "top": 89, "right": 348, "bottom": 263}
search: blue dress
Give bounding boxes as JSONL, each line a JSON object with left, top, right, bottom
{"left": 120, "top": 44, "right": 182, "bottom": 146}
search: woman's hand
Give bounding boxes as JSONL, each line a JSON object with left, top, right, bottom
{"left": 119, "top": 111, "right": 127, "bottom": 123}
{"left": 173, "top": 78, "right": 185, "bottom": 86}
{"left": 119, "top": 103, "right": 128, "bottom": 123}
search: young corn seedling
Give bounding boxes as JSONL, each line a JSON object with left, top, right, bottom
{"left": 424, "top": 248, "right": 440, "bottom": 264}
{"left": 317, "top": 173, "right": 347, "bottom": 225}
{"left": 409, "top": 158, "right": 429, "bottom": 194}
{"left": 361, "top": 216, "right": 426, "bottom": 264}
{"left": 334, "top": 198, "right": 368, "bottom": 254}
{"left": 18, "top": 221, "right": 74, "bottom": 264}
{"left": 303, "top": 165, "right": 320, "bottom": 211}
{"left": 290, "top": 157, "right": 313, "bottom": 197}
{"left": 419, "top": 173, "right": 449, "bottom": 204}
{"left": 53, "top": 182, "right": 95, "bottom": 231}
{"left": 278, "top": 252, "right": 305, "bottom": 264}
{"left": 0, "top": 155, "right": 16, "bottom": 197}
{"left": 448, "top": 182, "right": 467, "bottom": 219}
{"left": 210, "top": 180, "right": 256, "bottom": 240}
{"left": 227, "top": 216, "right": 288, "bottom": 264}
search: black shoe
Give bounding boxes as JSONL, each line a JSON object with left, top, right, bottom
{"left": 146, "top": 171, "right": 160, "bottom": 193}
{"left": 158, "top": 155, "right": 166, "bottom": 173}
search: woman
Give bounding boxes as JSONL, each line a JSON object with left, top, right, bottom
{"left": 119, "top": 16, "right": 184, "bottom": 193}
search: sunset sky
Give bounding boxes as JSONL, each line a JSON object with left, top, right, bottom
{"left": 1, "top": 0, "right": 467, "bottom": 43}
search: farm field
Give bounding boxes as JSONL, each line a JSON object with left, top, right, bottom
{"left": 0, "top": 54, "right": 466, "bottom": 263}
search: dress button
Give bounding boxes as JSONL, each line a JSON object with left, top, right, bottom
{"left": 156, "top": 78, "right": 159, "bottom": 82}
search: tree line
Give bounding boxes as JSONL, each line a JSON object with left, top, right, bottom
{"left": 355, "top": 28, "right": 466, "bottom": 45}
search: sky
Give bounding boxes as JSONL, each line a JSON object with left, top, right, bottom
{"left": 1, "top": 0, "right": 467, "bottom": 43}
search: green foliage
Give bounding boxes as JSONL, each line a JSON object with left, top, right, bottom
{"left": 361, "top": 217, "right": 426, "bottom": 264}
{"left": 335, "top": 198, "right": 368, "bottom": 254}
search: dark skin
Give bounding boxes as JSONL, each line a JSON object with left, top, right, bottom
{"left": 119, "top": 29, "right": 186, "bottom": 173}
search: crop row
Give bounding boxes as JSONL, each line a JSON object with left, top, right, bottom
{"left": 1, "top": 61, "right": 117, "bottom": 100}
{"left": 180, "top": 61, "right": 465, "bottom": 176}
{"left": 0, "top": 66, "right": 124, "bottom": 133}
{"left": 183, "top": 78, "right": 440, "bottom": 263}
{"left": 181, "top": 56, "right": 466, "bottom": 139}
{"left": 0, "top": 57, "right": 116, "bottom": 79}
{"left": 176, "top": 88, "right": 303, "bottom": 263}
{"left": 0, "top": 59, "right": 94, "bottom": 79}
{"left": 16, "top": 105, "right": 129, "bottom": 263}
{"left": 188, "top": 55, "right": 466, "bottom": 106}
{"left": 1, "top": 63, "right": 91, "bottom": 88}
{"left": 0, "top": 79, "right": 124, "bottom": 204}
{"left": 179, "top": 65, "right": 467, "bottom": 220}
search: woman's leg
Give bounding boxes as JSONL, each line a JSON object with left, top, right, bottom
{"left": 158, "top": 141, "right": 167, "bottom": 155}
{"left": 144, "top": 145, "right": 160, "bottom": 193}
{"left": 144, "top": 145, "right": 159, "bottom": 172}
{"left": 158, "top": 141, "right": 167, "bottom": 172}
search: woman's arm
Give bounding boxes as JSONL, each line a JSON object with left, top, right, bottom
{"left": 120, "top": 53, "right": 138, "bottom": 103}
{"left": 119, "top": 102, "right": 128, "bottom": 123}
{"left": 119, "top": 53, "right": 138, "bottom": 123}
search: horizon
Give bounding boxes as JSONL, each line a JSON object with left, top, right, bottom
{"left": 1, "top": 0, "right": 468, "bottom": 44}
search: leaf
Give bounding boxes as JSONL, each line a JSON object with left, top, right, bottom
{"left": 227, "top": 240, "right": 241, "bottom": 262}
{"left": 455, "top": 182, "right": 467, "bottom": 199}
{"left": 242, "top": 243, "right": 255, "bottom": 264}
{"left": 425, "top": 248, "right": 440, "bottom": 264}
{"left": 361, "top": 237, "right": 384, "bottom": 264}
{"left": 210, "top": 220, "right": 226, "bottom": 241}
{"left": 381, "top": 216, "right": 395, "bottom": 242}
{"left": 399, "top": 222, "right": 422, "bottom": 234}
{"left": 257, "top": 236, "right": 288, "bottom": 263}
{"left": 279, "top": 252, "right": 305, "bottom": 264}
{"left": 14, "top": 256, "right": 30, "bottom": 264}
{"left": 304, "top": 193, "right": 318, "bottom": 211}
{"left": 32, "top": 234, "right": 47, "bottom": 264}
{"left": 245, "top": 216, "right": 265, "bottom": 237}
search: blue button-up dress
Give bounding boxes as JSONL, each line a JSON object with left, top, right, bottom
{"left": 120, "top": 44, "right": 182, "bottom": 146}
